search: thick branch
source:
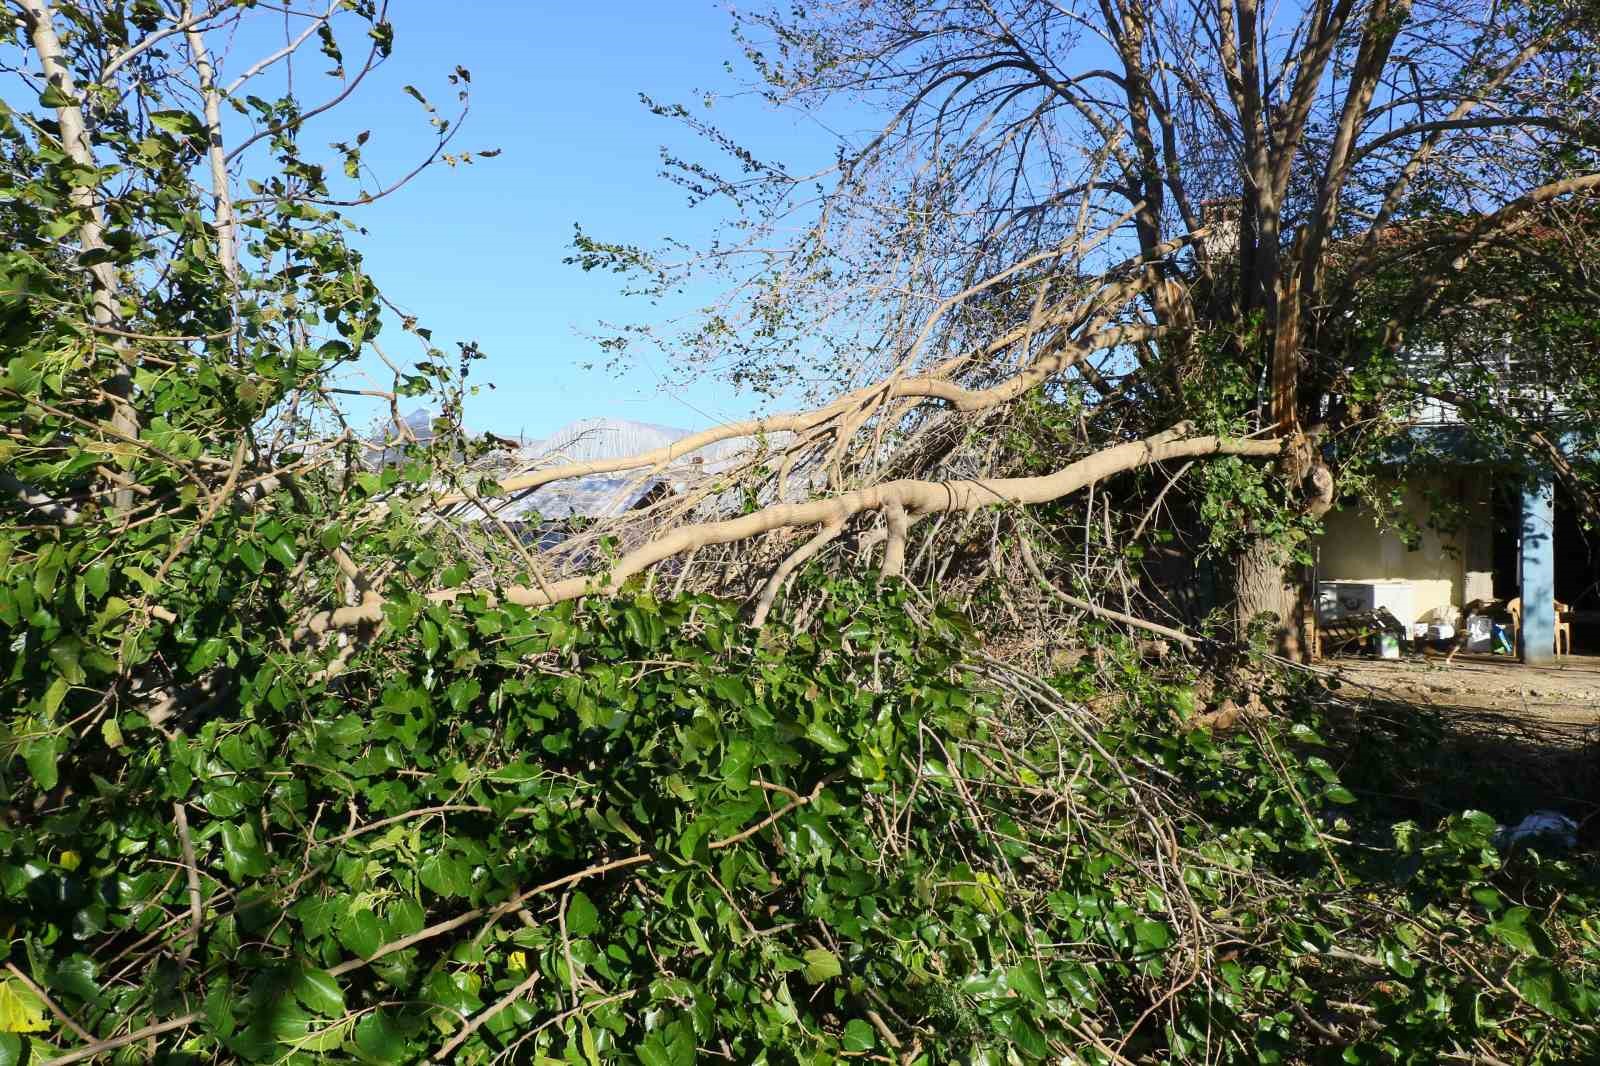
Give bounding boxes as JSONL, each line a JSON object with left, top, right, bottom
{"left": 881, "top": 499, "right": 909, "bottom": 578}
{"left": 438, "top": 322, "right": 1161, "bottom": 507}
{"left": 17, "top": 0, "right": 139, "bottom": 505}
{"left": 493, "top": 428, "right": 1283, "bottom": 611}
{"left": 1, "top": 470, "right": 81, "bottom": 524}
{"left": 750, "top": 520, "right": 846, "bottom": 628}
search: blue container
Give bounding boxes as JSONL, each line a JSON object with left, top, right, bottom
{"left": 1491, "top": 624, "right": 1513, "bottom": 655}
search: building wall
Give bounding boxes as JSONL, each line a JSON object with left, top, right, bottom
{"left": 1317, "top": 474, "right": 1495, "bottom": 625}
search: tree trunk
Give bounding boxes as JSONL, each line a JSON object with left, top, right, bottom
{"left": 20, "top": 0, "right": 138, "bottom": 510}
{"left": 1232, "top": 536, "right": 1302, "bottom": 654}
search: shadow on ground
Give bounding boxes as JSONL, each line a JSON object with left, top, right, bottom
{"left": 1325, "top": 691, "right": 1600, "bottom": 845}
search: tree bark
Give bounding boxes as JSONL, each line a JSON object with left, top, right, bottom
{"left": 1233, "top": 431, "right": 1333, "bottom": 655}
{"left": 1232, "top": 536, "right": 1299, "bottom": 652}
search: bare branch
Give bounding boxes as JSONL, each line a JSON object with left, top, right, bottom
{"left": 491, "top": 428, "right": 1282, "bottom": 611}
{"left": 751, "top": 520, "right": 846, "bottom": 628}
{"left": 1, "top": 470, "right": 81, "bottom": 525}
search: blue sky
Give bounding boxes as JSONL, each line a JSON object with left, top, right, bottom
{"left": 279, "top": 1, "right": 841, "bottom": 440}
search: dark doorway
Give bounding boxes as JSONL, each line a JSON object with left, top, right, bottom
{"left": 1553, "top": 485, "right": 1600, "bottom": 653}
{"left": 1490, "top": 483, "right": 1521, "bottom": 602}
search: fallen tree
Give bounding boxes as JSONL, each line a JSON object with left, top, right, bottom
{"left": 3, "top": 2, "right": 1600, "bottom": 1063}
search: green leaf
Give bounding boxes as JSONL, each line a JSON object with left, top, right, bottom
{"left": 49, "top": 956, "right": 100, "bottom": 1006}
{"left": 1006, "top": 1013, "right": 1049, "bottom": 1058}
{"left": 23, "top": 736, "right": 59, "bottom": 791}
{"left": 84, "top": 561, "right": 110, "bottom": 600}
{"left": 418, "top": 851, "right": 473, "bottom": 898}
{"left": 353, "top": 1011, "right": 407, "bottom": 1063}
{"left": 292, "top": 968, "right": 345, "bottom": 1016}
{"left": 219, "top": 822, "right": 270, "bottom": 882}
{"left": 1135, "top": 919, "right": 1172, "bottom": 953}
{"left": 489, "top": 763, "right": 541, "bottom": 783}
{"left": 236, "top": 540, "right": 266, "bottom": 573}
{"left": 1304, "top": 755, "right": 1340, "bottom": 783}
{"left": 0, "top": 1033, "right": 20, "bottom": 1066}
{"left": 1510, "top": 959, "right": 1564, "bottom": 1016}
{"left": 38, "top": 84, "right": 73, "bottom": 109}
{"left": 386, "top": 898, "right": 425, "bottom": 937}
{"left": 1007, "top": 963, "right": 1046, "bottom": 1004}
{"left": 149, "top": 109, "right": 203, "bottom": 136}
{"left": 0, "top": 979, "right": 48, "bottom": 1033}
{"left": 186, "top": 636, "right": 228, "bottom": 674}
{"left": 842, "top": 1018, "right": 876, "bottom": 1052}
{"left": 1486, "top": 907, "right": 1540, "bottom": 955}
{"left": 565, "top": 890, "right": 598, "bottom": 937}
{"left": 803, "top": 947, "right": 841, "bottom": 983}
{"left": 268, "top": 999, "right": 313, "bottom": 1043}
{"left": 338, "top": 907, "right": 384, "bottom": 958}
{"left": 266, "top": 537, "right": 297, "bottom": 568}
{"left": 805, "top": 719, "right": 849, "bottom": 754}
{"left": 1323, "top": 785, "right": 1357, "bottom": 804}
{"left": 47, "top": 638, "right": 85, "bottom": 685}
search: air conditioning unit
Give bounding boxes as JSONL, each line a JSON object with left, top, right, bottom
{"left": 1317, "top": 580, "right": 1416, "bottom": 635}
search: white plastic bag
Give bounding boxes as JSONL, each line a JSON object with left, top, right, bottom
{"left": 1465, "top": 614, "right": 1492, "bottom": 653}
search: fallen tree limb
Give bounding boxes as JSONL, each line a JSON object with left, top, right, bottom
{"left": 488, "top": 427, "right": 1282, "bottom": 610}
{"left": 311, "top": 430, "right": 1282, "bottom": 632}
{"left": 432, "top": 322, "right": 1162, "bottom": 507}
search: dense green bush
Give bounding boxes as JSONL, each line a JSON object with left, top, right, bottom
{"left": 4, "top": 572, "right": 1598, "bottom": 1063}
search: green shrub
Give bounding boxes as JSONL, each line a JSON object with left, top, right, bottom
{"left": 4, "top": 575, "right": 1597, "bottom": 1063}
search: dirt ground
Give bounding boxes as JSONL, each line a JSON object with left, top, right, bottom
{"left": 1321, "top": 651, "right": 1600, "bottom": 733}
{"left": 1315, "top": 652, "right": 1599, "bottom": 833}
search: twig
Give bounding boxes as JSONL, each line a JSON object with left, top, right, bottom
{"left": 430, "top": 969, "right": 541, "bottom": 1063}
{"left": 1131, "top": 460, "right": 1194, "bottom": 542}
{"left": 5, "top": 962, "right": 94, "bottom": 1044}
{"left": 1019, "top": 536, "right": 1197, "bottom": 650}
{"left": 338, "top": 853, "right": 655, "bottom": 975}
{"left": 319, "top": 803, "right": 495, "bottom": 846}
{"left": 154, "top": 435, "right": 248, "bottom": 585}
{"left": 37, "top": 1011, "right": 203, "bottom": 1066}
{"left": 172, "top": 802, "right": 205, "bottom": 967}
{"left": 708, "top": 776, "right": 832, "bottom": 850}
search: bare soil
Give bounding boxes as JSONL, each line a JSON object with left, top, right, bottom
{"left": 1322, "top": 651, "right": 1600, "bottom": 734}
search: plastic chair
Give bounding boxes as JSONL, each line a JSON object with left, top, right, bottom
{"left": 1509, "top": 596, "right": 1573, "bottom": 655}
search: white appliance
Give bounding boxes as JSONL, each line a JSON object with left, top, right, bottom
{"left": 1317, "top": 580, "right": 1417, "bottom": 635}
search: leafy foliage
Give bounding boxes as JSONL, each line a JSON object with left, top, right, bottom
{"left": 6, "top": 576, "right": 1600, "bottom": 1062}
{"left": 2, "top": 4, "right": 1598, "bottom": 1064}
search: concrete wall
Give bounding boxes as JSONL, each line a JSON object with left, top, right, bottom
{"left": 1317, "top": 474, "right": 1494, "bottom": 625}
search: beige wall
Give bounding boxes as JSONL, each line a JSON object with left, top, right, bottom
{"left": 1317, "top": 474, "right": 1494, "bottom": 624}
